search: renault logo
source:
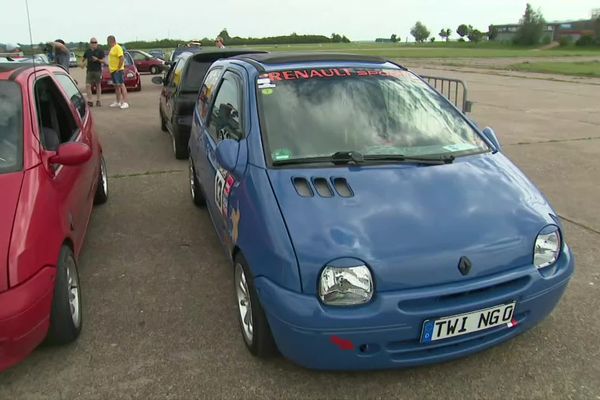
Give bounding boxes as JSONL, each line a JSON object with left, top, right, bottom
{"left": 458, "top": 257, "right": 472, "bottom": 276}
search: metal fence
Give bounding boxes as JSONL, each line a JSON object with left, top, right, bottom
{"left": 420, "top": 75, "right": 473, "bottom": 113}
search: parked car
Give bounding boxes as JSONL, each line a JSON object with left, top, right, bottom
{"left": 92, "top": 52, "right": 141, "bottom": 94}
{"left": 148, "top": 49, "right": 165, "bottom": 60}
{"left": 187, "top": 52, "right": 574, "bottom": 370}
{"left": 168, "top": 44, "right": 203, "bottom": 65}
{"left": 69, "top": 51, "right": 77, "bottom": 67}
{"left": 153, "top": 49, "right": 265, "bottom": 158}
{"left": 0, "top": 61, "right": 108, "bottom": 372}
{"left": 129, "top": 50, "right": 166, "bottom": 74}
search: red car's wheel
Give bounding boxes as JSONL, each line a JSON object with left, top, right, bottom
{"left": 150, "top": 66, "right": 159, "bottom": 75}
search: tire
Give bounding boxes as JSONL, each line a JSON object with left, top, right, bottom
{"left": 160, "top": 109, "right": 168, "bottom": 132}
{"left": 172, "top": 128, "right": 188, "bottom": 159}
{"left": 189, "top": 157, "right": 205, "bottom": 207}
{"left": 46, "top": 246, "right": 82, "bottom": 345}
{"left": 150, "top": 66, "right": 159, "bottom": 75}
{"left": 234, "top": 254, "right": 277, "bottom": 358}
{"left": 94, "top": 155, "right": 108, "bottom": 205}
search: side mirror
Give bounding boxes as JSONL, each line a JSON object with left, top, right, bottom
{"left": 49, "top": 142, "right": 92, "bottom": 166}
{"left": 151, "top": 76, "right": 163, "bottom": 85}
{"left": 215, "top": 139, "right": 240, "bottom": 172}
{"left": 482, "top": 127, "right": 502, "bottom": 152}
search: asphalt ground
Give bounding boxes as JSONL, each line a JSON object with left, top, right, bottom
{"left": 0, "top": 66, "right": 599, "bottom": 400}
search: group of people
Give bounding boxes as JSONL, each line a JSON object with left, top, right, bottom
{"left": 80, "top": 36, "right": 129, "bottom": 109}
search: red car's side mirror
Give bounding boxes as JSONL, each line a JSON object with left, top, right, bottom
{"left": 49, "top": 142, "right": 92, "bottom": 166}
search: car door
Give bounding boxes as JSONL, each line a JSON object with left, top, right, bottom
{"left": 32, "top": 74, "right": 91, "bottom": 249}
{"left": 197, "top": 71, "right": 244, "bottom": 241}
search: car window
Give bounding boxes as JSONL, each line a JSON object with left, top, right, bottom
{"left": 182, "top": 61, "right": 211, "bottom": 92}
{"left": 54, "top": 73, "right": 86, "bottom": 119}
{"left": 257, "top": 68, "right": 489, "bottom": 163}
{"left": 207, "top": 72, "right": 243, "bottom": 142}
{"left": 125, "top": 53, "right": 134, "bottom": 66}
{"left": 172, "top": 59, "right": 187, "bottom": 87}
{"left": 34, "top": 76, "right": 79, "bottom": 151}
{"left": 0, "top": 81, "right": 23, "bottom": 174}
{"left": 197, "top": 68, "right": 222, "bottom": 123}
{"left": 132, "top": 52, "right": 146, "bottom": 61}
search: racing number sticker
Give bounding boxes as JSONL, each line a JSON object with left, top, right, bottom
{"left": 214, "top": 169, "right": 235, "bottom": 218}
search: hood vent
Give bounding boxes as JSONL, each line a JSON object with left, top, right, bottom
{"left": 291, "top": 177, "right": 354, "bottom": 198}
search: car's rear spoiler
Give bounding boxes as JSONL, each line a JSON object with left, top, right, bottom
{"left": 420, "top": 75, "right": 473, "bottom": 113}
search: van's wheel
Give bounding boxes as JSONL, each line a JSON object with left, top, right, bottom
{"left": 172, "top": 129, "right": 188, "bottom": 159}
{"left": 189, "top": 157, "right": 205, "bottom": 207}
{"left": 46, "top": 246, "right": 82, "bottom": 345}
{"left": 150, "top": 66, "right": 159, "bottom": 75}
{"left": 234, "top": 254, "right": 277, "bottom": 357}
{"left": 160, "top": 109, "right": 168, "bottom": 132}
{"left": 94, "top": 155, "right": 108, "bottom": 205}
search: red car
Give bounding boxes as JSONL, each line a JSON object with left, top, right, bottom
{"left": 92, "top": 51, "right": 141, "bottom": 94}
{"left": 0, "top": 61, "right": 108, "bottom": 372}
{"left": 129, "top": 50, "right": 166, "bottom": 74}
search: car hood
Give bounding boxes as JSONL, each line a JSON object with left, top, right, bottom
{"left": 0, "top": 172, "right": 24, "bottom": 291}
{"left": 266, "top": 153, "right": 556, "bottom": 294}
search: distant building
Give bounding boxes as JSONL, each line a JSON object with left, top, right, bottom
{"left": 492, "top": 19, "right": 595, "bottom": 43}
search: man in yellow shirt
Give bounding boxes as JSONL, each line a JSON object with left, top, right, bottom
{"left": 107, "top": 35, "right": 129, "bottom": 109}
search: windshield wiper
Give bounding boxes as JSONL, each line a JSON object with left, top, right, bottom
{"left": 272, "top": 151, "right": 454, "bottom": 167}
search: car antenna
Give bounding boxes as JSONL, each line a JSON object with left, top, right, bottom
{"left": 24, "top": 0, "right": 37, "bottom": 76}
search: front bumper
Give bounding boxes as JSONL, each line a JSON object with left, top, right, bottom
{"left": 255, "top": 247, "right": 574, "bottom": 370}
{"left": 0, "top": 267, "right": 56, "bottom": 372}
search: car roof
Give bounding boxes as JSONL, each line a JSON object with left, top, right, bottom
{"left": 0, "top": 62, "right": 68, "bottom": 80}
{"left": 189, "top": 49, "right": 267, "bottom": 63}
{"left": 230, "top": 52, "right": 392, "bottom": 71}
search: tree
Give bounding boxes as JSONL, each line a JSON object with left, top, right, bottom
{"left": 430, "top": 37, "right": 436, "bottom": 43}
{"left": 390, "top": 34, "right": 398, "bottom": 43}
{"left": 439, "top": 28, "right": 452, "bottom": 42}
{"left": 594, "top": 17, "right": 600, "bottom": 42}
{"left": 514, "top": 3, "right": 546, "bottom": 45}
{"left": 468, "top": 29, "right": 483, "bottom": 43}
{"left": 410, "top": 21, "right": 430, "bottom": 43}
{"left": 457, "top": 24, "right": 470, "bottom": 38}
{"left": 331, "top": 33, "right": 343, "bottom": 43}
{"left": 341, "top": 35, "right": 351, "bottom": 43}
{"left": 218, "top": 29, "right": 231, "bottom": 41}
{"left": 488, "top": 25, "right": 499, "bottom": 40}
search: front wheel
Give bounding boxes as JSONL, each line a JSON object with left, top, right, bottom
{"left": 189, "top": 157, "right": 205, "bottom": 207}
{"left": 150, "top": 66, "right": 159, "bottom": 75}
{"left": 234, "top": 255, "right": 277, "bottom": 357}
{"left": 46, "top": 246, "right": 82, "bottom": 345}
{"left": 94, "top": 155, "right": 108, "bottom": 205}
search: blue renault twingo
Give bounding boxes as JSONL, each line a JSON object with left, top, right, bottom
{"left": 188, "top": 53, "right": 574, "bottom": 370}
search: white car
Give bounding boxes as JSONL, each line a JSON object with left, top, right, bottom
{"left": 69, "top": 51, "right": 77, "bottom": 67}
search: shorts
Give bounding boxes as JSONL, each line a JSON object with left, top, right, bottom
{"left": 86, "top": 70, "right": 102, "bottom": 85}
{"left": 111, "top": 70, "right": 125, "bottom": 86}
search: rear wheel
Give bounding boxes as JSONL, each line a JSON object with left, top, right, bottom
{"left": 172, "top": 128, "right": 188, "bottom": 159}
{"left": 189, "top": 157, "right": 205, "bottom": 207}
{"left": 94, "top": 155, "right": 108, "bottom": 205}
{"left": 46, "top": 246, "right": 82, "bottom": 345}
{"left": 160, "top": 109, "right": 168, "bottom": 132}
{"left": 150, "top": 66, "right": 159, "bottom": 75}
{"left": 234, "top": 255, "right": 277, "bottom": 357}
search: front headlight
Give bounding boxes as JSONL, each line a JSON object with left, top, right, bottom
{"left": 319, "top": 265, "right": 373, "bottom": 306}
{"left": 126, "top": 72, "right": 135, "bottom": 79}
{"left": 534, "top": 228, "right": 561, "bottom": 269}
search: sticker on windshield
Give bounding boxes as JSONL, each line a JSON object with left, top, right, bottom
{"left": 262, "top": 88, "right": 274, "bottom": 95}
{"left": 257, "top": 69, "right": 407, "bottom": 85}
{"left": 443, "top": 143, "right": 479, "bottom": 152}
{"left": 272, "top": 148, "right": 293, "bottom": 161}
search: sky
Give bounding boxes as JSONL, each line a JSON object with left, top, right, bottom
{"left": 2, "top": 0, "right": 598, "bottom": 44}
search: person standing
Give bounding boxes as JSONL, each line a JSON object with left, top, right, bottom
{"left": 106, "top": 35, "right": 129, "bottom": 109}
{"left": 49, "top": 39, "right": 70, "bottom": 71}
{"left": 215, "top": 37, "right": 226, "bottom": 48}
{"left": 81, "top": 37, "right": 105, "bottom": 107}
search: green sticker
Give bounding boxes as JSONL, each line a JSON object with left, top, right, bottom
{"left": 262, "top": 88, "right": 274, "bottom": 95}
{"left": 272, "top": 148, "right": 292, "bottom": 160}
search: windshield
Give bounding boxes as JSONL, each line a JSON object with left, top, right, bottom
{"left": 257, "top": 68, "right": 489, "bottom": 164}
{"left": 0, "top": 81, "right": 23, "bottom": 173}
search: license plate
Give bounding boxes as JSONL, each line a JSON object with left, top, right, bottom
{"left": 107, "top": 80, "right": 113, "bottom": 85}
{"left": 421, "top": 302, "right": 516, "bottom": 343}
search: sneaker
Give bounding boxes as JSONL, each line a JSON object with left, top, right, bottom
{"left": 96, "top": 100, "right": 102, "bottom": 107}
{"left": 109, "top": 102, "right": 121, "bottom": 108}
{"left": 120, "top": 102, "right": 129, "bottom": 109}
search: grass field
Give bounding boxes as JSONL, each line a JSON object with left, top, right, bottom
{"left": 227, "top": 43, "right": 600, "bottom": 59}
{"left": 508, "top": 61, "right": 600, "bottom": 77}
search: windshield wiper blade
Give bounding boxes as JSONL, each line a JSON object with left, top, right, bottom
{"left": 362, "top": 154, "right": 454, "bottom": 165}
{"left": 272, "top": 151, "right": 365, "bottom": 166}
